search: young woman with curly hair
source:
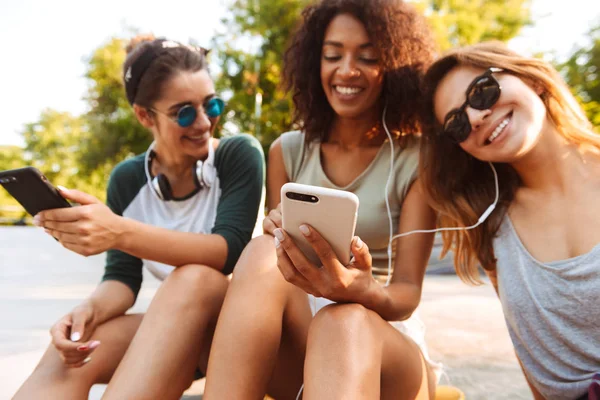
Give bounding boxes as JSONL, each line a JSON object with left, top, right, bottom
{"left": 420, "top": 42, "right": 600, "bottom": 400}
{"left": 204, "top": 1, "right": 441, "bottom": 398}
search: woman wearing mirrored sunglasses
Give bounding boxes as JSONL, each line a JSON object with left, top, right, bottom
{"left": 14, "top": 34, "right": 265, "bottom": 400}
{"left": 421, "top": 42, "right": 600, "bottom": 400}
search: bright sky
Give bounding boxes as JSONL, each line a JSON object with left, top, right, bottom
{"left": 0, "top": 0, "right": 599, "bottom": 147}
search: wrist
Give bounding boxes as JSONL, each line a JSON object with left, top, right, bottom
{"left": 114, "top": 216, "right": 133, "bottom": 252}
{"left": 79, "top": 297, "right": 100, "bottom": 325}
{"left": 360, "top": 277, "right": 387, "bottom": 311}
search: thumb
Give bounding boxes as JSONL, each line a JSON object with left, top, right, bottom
{"left": 57, "top": 187, "right": 101, "bottom": 205}
{"left": 350, "top": 236, "right": 372, "bottom": 271}
{"left": 70, "top": 309, "right": 89, "bottom": 342}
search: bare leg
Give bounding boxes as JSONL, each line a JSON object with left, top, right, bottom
{"left": 14, "top": 264, "right": 228, "bottom": 400}
{"left": 103, "top": 264, "right": 229, "bottom": 400}
{"left": 304, "top": 303, "right": 435, "bottom": 400}
{"left": 204, "top": 235, "right": 313, "bottom": 400}
{"left": 13, "top": 314, "right": 143, "bottom": 400}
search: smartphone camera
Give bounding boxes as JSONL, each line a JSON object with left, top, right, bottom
{"left": 286, "top": 191, "right": 319, "bottom": 203}
{"left": 0, "top": 176, "right": 17, "bottom": 184}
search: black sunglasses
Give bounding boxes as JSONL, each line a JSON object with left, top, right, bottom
{"left": 442, "top": 67, "right": 503, "bottom": 143}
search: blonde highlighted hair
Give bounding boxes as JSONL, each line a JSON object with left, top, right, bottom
{"left": 420, "top": 41, "right": 600, "bottom": 284}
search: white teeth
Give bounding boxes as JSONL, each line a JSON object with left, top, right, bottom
{"left": 489, "top": 116, "right": 510, "bottom": 143}
{"left": 335, "top": 86, "right": 362, "bottom": 95}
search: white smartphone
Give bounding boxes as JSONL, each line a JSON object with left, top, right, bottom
{"left": 281, "top": 183, "right": 359, "bottom": 266}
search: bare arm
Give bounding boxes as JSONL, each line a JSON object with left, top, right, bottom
{"left": 266, "top": 137, "right": 289, "bottom": 211}
{"left": 262, "top": 137, "right": 290, "bottom": 235}
{"left": 361, "top": 179, "right": 436, "bottom": 321}
{"left": 39, "top": 136, "right": 264, "bottom": 273}
{"left": 116, "top": 223, "right": 228, "bottom": 270}
{"left": 87, "top": 280, "right": 136, "bottom": 324}
{"left": 276, "top": 178, "right": 437, "bottom": 321}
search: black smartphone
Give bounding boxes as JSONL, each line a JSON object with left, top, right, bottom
{"left": 0, "top": 167, "right": 71, "bottom": 216}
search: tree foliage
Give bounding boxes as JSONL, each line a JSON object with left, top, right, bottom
{"left": 21, "top": 109, "right": 111, "bottom": 199}
{"left": 80, "top": 37, "right": 151, "bottom": 172}
{"left": 414, "top": 0, "right": 532, "bottom": 51}
{"left": 3, "top": 0, "right": 537, "bottom": 214}
{"left": 212, "top": 0, "right": 310, "bottom": 154}
{"left": 0, "top": 145, "right": 24, "bottom": 218}
{"left": 559, "top": 23, "right": 600, "bottom": 128}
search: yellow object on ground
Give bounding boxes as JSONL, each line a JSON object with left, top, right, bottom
{"left": 435, "top": 385, "right": 466, "bottom": 400}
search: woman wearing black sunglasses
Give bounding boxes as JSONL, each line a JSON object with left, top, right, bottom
{"left": 14, "top": 35, "right": 265, "bottom": 399}
{"left": 421, "top": 42, "right": 600, "bottom": 400}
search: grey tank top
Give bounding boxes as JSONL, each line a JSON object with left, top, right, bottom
{"left": 281, "top": 130, "right": 420, "bottom": 283}
{"left": 495, "top": 217, "right": 600, "bottom": 400}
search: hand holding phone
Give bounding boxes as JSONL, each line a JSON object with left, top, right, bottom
{"left": 281, "top": 183, "right": 359, "bottom": 265}
{"left": 277, "top": 185, "right": 375, "bottom": 303}
{"left": 0, "top": 167, "right": 71, "bottom": 217}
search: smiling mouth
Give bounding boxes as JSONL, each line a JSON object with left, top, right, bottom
{"left": 184, "top": 133, "right": 209, "bottom": 142}
{"left": 333, "top": 85, "right": 364, "bottom": 95}
{"left": 486, "top": 113, "right": 512, "bottom": 145}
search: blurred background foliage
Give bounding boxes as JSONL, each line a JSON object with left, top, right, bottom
{"left": 1, "top": 0, "right": 598, "bottom": 221}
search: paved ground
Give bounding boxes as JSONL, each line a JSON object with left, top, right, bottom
{"left": 0, "top": 227, "right": 530, "bottom": 399}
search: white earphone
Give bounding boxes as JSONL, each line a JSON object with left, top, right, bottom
{"left": 381, "top": 104, "right": 499, "bottom": 286}
{"left": 293, "top": 107, "right": 500, "bottom": 400}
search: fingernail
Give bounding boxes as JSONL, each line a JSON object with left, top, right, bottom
{"left": 89, "top": 341, "right": 101, "bottom": 349}
{"left": 274, "top": 237, "right": 280, "bottom": 248}
{"left": 83, "top": 356, "right": 92, "bottom": 364}
{"left": 273, "top": 229, "right": 284, "bottom": 242}
{"left": 71, "top": 332, "right": 81, "bottom": 342}
{"left": 33, "top": 215, "right": 41, "bottom": 226}
{"left": 57, "top": 185, "right": 68, "bottom": 192}
{"left": 355, "top": 237, "right": 363, "bottom": 249}
{"left": 77, "top": 345, "right": 89, "bottom": 351}
{"left": 299, "top": 225, "right": 310, "bottom": 236}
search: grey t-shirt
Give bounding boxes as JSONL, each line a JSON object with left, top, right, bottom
{"left": 280, "top": 130, "right": 419, "bottom": 284}
{"left": 495, "top": 217, "right": 600, "bottom": 400}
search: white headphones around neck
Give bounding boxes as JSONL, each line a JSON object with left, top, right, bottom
{"left": 143, "top": 140, "right": 217, "bottom": 201}
{"left": 380, "top": 104, "right": 499, "bottom": 286}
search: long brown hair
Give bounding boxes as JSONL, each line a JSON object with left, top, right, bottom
{"left": 420, "top": 41, "right": 600, "bottom": 284}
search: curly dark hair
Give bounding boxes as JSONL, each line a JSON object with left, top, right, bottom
{"left": 283, "top": 0, "right": 436, "bottom": 144}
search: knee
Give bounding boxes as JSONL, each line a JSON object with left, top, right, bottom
{"left": 309, "top": 303, "right": 376, "bottom": 346}
{"left": 163, "top": 264, "right": 229, "bottom": 307}
{"left": 229, "top": 234, "right": 278, "bottom": 282}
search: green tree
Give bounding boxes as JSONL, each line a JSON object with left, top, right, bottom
{"left": 20, "top": 109, "right": 111, "bottom": 200}
{"left": 559, "top": 23, "right": 600, "bottom": 128}
{"left": 80, "top": 37, "right": 151, "bottom": 173}
{"left": 414, "top": 0, "right": 532, "bottom": 51}
{"left": 213, "top": 0, "right": 533, "bottom": 152}
{"left": 212, "top": 0, "right": 311, "bottom": 154}
{"left": 0, "top": 146, "right": 25, "bottom": 221}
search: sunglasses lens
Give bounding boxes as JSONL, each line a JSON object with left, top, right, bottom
{"left": 205, "top": 98, "right": 225, "bottom": 118}
{"left": 177, "top": 106, "right": 197, "bottom": 127}
{"left": 468, "top": 77, "right": 500, "bottom": 110}
{"left": 444, "top": 112, "right": 471, "bottom": 143}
